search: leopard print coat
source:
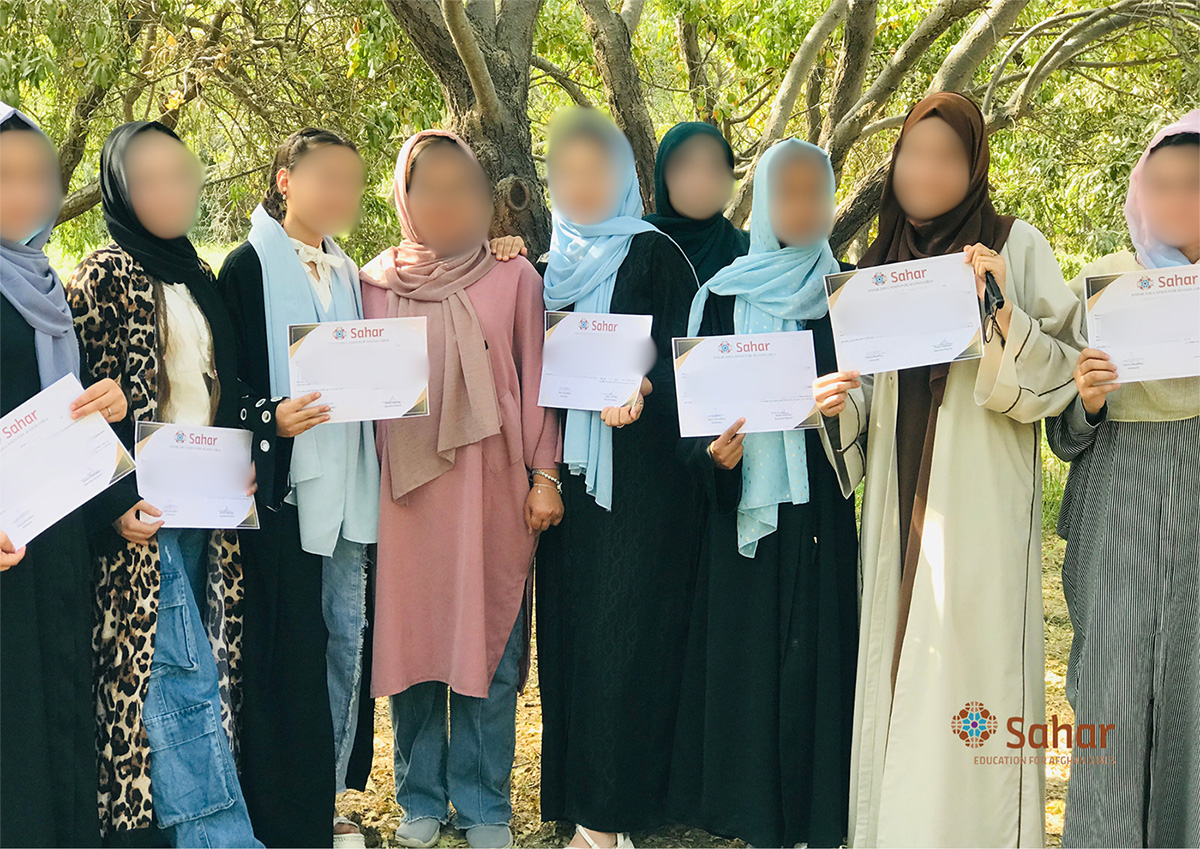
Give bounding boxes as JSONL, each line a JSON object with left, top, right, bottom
{"left": 66, "top": 244, "right": 245, "bottom": 836}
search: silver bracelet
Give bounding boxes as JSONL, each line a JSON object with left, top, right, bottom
{"left": 531, "top": 469, "right": 562, "bottom": 493}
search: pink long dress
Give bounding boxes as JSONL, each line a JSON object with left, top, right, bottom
{"left": 365, "top": 255, "right": 560, "bottom": 699}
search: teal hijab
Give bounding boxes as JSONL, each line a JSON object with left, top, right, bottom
{"left": 543, "top": 108, "right": 659, "bottom": 511}
{"left": 645, "top": 122, "right": 749, "bottom": 284}
{"left": 687, "top": 138, "right": 840, "bottom": 557}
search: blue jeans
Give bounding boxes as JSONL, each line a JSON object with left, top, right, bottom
{"left": 323, "top": 535, "right": 368, "bottom": 793}
{"left": 144, "top": 527, "right": 261, "bottom": 848}
{"left": 389, "top": 607, "right": 524, "bottom": 829}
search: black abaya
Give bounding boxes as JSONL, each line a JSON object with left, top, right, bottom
{"left": 666, "top": 285, "right": 859, "bottom": 849}
{"left": 536, "top": 231, "right": 704, "bottom": 833}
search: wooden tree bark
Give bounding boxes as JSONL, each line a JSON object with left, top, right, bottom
{"left": 385, "top": 0, "right": 551, "bottom": 254}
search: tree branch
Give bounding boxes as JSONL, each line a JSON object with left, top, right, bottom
{"left": 531, "top": 55, "right": 592, "bottom": 106}
{"left": 677, "top": 15, "right": 717, "bottom": 122}
{"left": 728, "top": 0, "right": 849, "bottom": 225}
{"left": 441, "top": 0, "right": 504, "bottom": 123}
{"left": 820, "top": 0, "right": 877, "bottom": 146}
{"left": 930, "top": 0, "right": 1029, "bottom": 92}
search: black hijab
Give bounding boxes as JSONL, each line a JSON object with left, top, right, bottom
{"left": 100, "top": 121, "right": 239, "bottom": 425}
{"left": 645, "top": 122, "right": 749, "bottom": 283}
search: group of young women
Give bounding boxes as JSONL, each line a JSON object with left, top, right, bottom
{"left": 0, "top": 90, "right": 1196, "bottom": 849}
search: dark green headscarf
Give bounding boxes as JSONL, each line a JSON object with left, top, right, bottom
{"left": 645, "top": 122, "right": 749, "bottom": 283}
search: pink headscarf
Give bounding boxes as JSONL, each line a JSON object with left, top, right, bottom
{"left": 360, "top": 130, "right": 500, "bottom": 500}
{"left": 1124, "top": 109, "right": 1200, "bottom": 269}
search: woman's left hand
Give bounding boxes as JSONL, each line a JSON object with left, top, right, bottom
{"left": 70, "top": 377, "right": 127, "bottom": 423}
{"left": 600, "top": 377, "right": 651, "bottom": 428}
{"left": 490, "top": 236, "right": 528, "bottom": 261}
{"left": 525, "top": 482, "right": 564, "bottom": 534}
{"left": 964, "top": 243, "right": 1013, "bottom": 335}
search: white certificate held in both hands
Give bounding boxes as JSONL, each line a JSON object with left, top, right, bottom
{"left": 135, "top": 421, "right": 259, "bottom": 530}
{"left": 823, "top": 252, "right": 984, "bottom": 374}
{"left": 672, "top": 330, "right": 821, "bottom": 438}
{"left": 287, "top": 317, "right": 430, "bottom": 424}
{"left": 538, "top": 311, "right": 656, "bottom": 411}
{"left": 0, "top": 374, "right": 135, "bottom": 548}
{"left": 1085, "top": 264, "right": 1200, "bottom": 384}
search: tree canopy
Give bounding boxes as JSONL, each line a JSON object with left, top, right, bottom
{"left": 2, "top": 0, "right": 1196, "bottom": 273}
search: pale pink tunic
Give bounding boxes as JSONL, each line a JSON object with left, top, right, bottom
{"left": 366, "top": 256, "right": 560, "bottom": 698}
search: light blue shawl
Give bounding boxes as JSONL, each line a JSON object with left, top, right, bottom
{"left": 247, "top": 203, "right": 379, "bottom": 556}
{"left": 686, "top": 139, "right": 840, "bottom": 557}
{"left": 542, "top": 113, "right": 658, "bottom": 511}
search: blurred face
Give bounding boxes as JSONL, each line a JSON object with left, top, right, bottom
{"left": 124, "top": 130, "right": 204, "bottom": 239}
{"left": 277, "top": 144, "right": 365, "bottom": 237}
{"left": 663, "top": 133, "right": 735, "bottom": 220}
{"left": 891, "top": 116, "right": 971, "bottom": 223}
{"left": 549, "top": 135, "right": 617, "bottom": 225}
{"left": 0, "top": 129, "right": 61, "bottom": 243}
{"left": 768, "top": 151, "right": 833, "bottom": 247}
{"left": 1140, "top": 142, "right": 1200, "bottom": 258}
{"left": 405, "top": 142, "right": 492, "bottom": 257}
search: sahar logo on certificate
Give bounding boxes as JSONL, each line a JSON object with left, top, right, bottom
{"left": 1137, "top": 275, "right": 1153, "bottom": 290}
{"left": 718, "top": 341, "right": 732, "bottom": 354}
{"left": 951, "top": 701, "right": 998, "bottom": 748}
{"left": 333, "top": 326, "right": 347, "bottom": 340}
{"left": 175, "top": 430, "right": 187, "bottom": 444}
{"left": 872, "top": 272, "right": 887, "bottom": 286}
{"left": 578, "top": 318, "right": 590, "bottom": 331}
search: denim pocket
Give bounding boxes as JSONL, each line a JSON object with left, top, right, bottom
{"left": 152, "top": 569, "right": 200, "bottom": 673}
{"left": 143, "top": 701, "right": 237, "bottom": 826}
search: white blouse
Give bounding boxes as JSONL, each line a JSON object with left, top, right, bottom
{"left": 159, "top": 282, "right": 214, "bottom": 425}
{"left": 290, "top": 237, "right": 345, "bottom": 312}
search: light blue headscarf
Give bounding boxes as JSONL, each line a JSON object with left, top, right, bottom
{"left": 247, "top": 203, "right": 379, "bottom": 556}
{"left": 687, "top": 138, "right": 840, "bottom": 557}
{"left": 543, "top": 109, "right": 659, "bottom": 511}
{"left": 0, "top": 101, "right": 80, "bottom": 389}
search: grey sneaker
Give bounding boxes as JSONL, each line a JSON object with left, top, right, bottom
{"left": 394, "top": 817, "right": 441, "bottom": 848}
{"left": 465, "top": 824, "right": 513, "bottom": 848}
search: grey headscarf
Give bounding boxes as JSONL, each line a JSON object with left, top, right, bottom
{"left": 0, "top": 101, "right": 80, "bottom": 388}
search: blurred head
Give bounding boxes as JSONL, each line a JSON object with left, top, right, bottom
{"left": 662, "top": 131, "right": 735, "bottom": 221}
{"left": 265, "top": 128, "right": 364, "bottom": 237}
{"left": 400, "top": 133, "right": 492, "bottom": 257}
{"left": 121, "top": 127, "right": 204, "bottom": 240}
{"left": 1139, "top": 132, "right": 1199, "bottom": 257}
{"left": 767, "top": 143, "right": 835, "bottom": 248}
{"left": 891, "top": 114, "right": 972, "bottom": 223}
{"left": 0, "top": 114, "right": 62, "bottom": 245}
{"left": 547, "top": 109, "right": 629, "bottom": 226}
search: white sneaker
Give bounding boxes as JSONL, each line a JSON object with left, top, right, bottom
{"left": 573, "top": 825, "right": 634, "bottom": 848}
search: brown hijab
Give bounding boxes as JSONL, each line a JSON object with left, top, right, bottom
{"left": 360, "top": 130, "right": 500, "bottom": 500}
{"left": 863, "top": 92, "right": 1016, "bottom": 687}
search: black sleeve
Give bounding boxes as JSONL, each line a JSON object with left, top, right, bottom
{"left": 77, "top": 335, "right": 139, "bottom": 545}
{"left": 217, "top": 243, "right": 293, "bottom": 509}
{"left": 676, "top": 292, "right": 743, "bottom": 515}
{"left": 637, "top": 232, "right": 697, "bottom": 435}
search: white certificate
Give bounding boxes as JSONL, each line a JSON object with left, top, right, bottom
{"left": 672, "top": 331, "right": 821, "bottom": 438}
{"left": 1085, "top": 264, "right": 1200, "bottom": 384}
{"left": 538, "top": 311, "right": 656, "bottom": 411}
{"left": 824, "top": 253, "right": 983, "bottom": 374}
{"left": 288, "top": 317, "right": 429, "bottom": 423}
{"left": 135, "top": 422, "right": 258, "bottom": 530}
{"left": 0, "top": 374, "right": 135, "bottom": 548}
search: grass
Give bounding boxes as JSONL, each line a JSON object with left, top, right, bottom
{"left": 338, "top": 444, "right": 1078, "bottom": 848}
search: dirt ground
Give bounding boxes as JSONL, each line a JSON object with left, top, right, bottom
{"left": 340, "top": 452, "right": 1077, "bottom": 848}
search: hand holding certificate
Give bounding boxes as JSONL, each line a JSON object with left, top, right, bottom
{"left": 135, "top": 422, "right": 258, "bottom": 530}
{"left": 0, "top": 375, "right": 135, "bottom": 548}
{"left": 824, "top": 253, "right": 983, "bottom": 374}
{"left": 288, "top": 317, "right": 429, "bottom": 423}
{"left": 1085, "top": 264, "right": 1200, "bottom": 384}
{"left": 538, "top": 311, "right": 656, "bottom": 411}
{"left": 672, "top": 331, "right": 821, "bottom": 438}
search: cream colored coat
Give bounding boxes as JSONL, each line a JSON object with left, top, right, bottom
{"left": 822, "top": 220, "right": 1086, "bottom": 848}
